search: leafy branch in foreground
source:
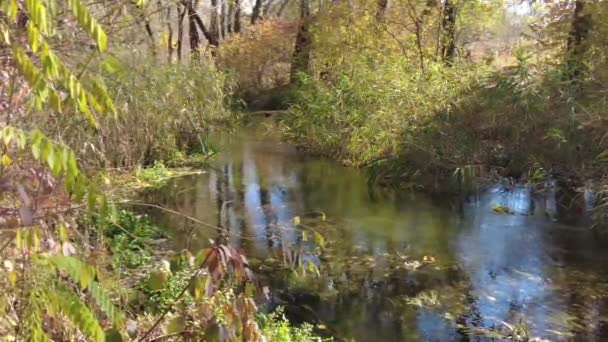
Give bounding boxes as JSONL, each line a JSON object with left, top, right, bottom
{"left": 138, "top": 242, "right": 261, "bottom": 341}
{"left": 2, "top": 0, "right": 115, "bottom": 126}
{"left": 0, "top": 0, "right": 127, "bottom": 339}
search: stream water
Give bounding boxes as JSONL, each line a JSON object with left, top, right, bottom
{"left": 142, "top": 121, "right": 608, "bottom": 341}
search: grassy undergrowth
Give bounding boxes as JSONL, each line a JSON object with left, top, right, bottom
{"left": 283, "top": 50, "right": 608, "bottom": 196}
{"left": 94, "top": 209, "right": 327, "bottom": 340}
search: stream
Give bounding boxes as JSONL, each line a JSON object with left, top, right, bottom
{"left": 141, "top": 121, "right": 608, "bottom": 341}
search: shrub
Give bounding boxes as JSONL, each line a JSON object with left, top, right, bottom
{"left": 285, "top": 58, "right": 488, "bottom": 167}
{"left": 217, "top": 18, "right": 296, "bottom": 97}
{"left": 39, "top": 60, "right": 235, "bottom": 169}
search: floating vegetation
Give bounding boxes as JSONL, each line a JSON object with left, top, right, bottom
{"left": 492, "top": 204, "right": 514, "bottom": 214}
{"left": 405, "top": 290, "right": 440, "bottom": 308}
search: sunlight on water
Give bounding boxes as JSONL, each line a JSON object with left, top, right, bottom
{"left": 142, "top": 123, "right": 608, "bottom": 341}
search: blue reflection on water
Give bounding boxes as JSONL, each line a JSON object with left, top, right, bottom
{"left": 457, "top": 185, "right": 553, "bottom": 334}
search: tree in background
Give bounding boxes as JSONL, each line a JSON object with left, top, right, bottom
{"left": 290, "top": 0, "right": 312, "bottom": 82}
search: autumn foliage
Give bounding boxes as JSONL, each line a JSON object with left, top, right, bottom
{"left": 217, "top": 18, "right": 296, "bottom": 93}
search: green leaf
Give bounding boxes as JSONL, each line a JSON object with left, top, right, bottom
{"left": 49, "top": 90, "right": 62, "bottom": 112}
{"left": 148, "top": 270, "right": 169, "bottom": 291}
{"left": 104, "top": 328, "right": 123, "bottom": 342}
{"left": 16, "top": 130, "right": 26, "bottom": 149}
{"left": 66, "top": 0, "right": 108, "bottom": 51}
{"left": 101, "top": 55, "right": 123, "bottom": 74}
{"left": 27, "top": 22, "right": 40, "bottom": 53}
{"left": 47, "top": 256, "right": 97, "bottom": 289}
{"left": 314, "top": 232, "right": 326, "bottom": 248}
{"left": 1, "top": 126, "right": 14, "bottom": 147}
{"left": 90, "top": 77, "right": 116, "bottom": 115}
{"left": 67, "top": 149, "right": 80, "bottom": 177}
{"left": 45, "top": 285, "right": 105, "bottom": 341}
{"left": 40, "top": 138, "right": 53, "bottom": 165}
{"left": 74, "top": 174, "right": 88, "bottom": 201}
{"left": 58, "top": 223, "right": 68, "bottom": 243}
{"left": 89, "top": 281, "right": 125, "bottom": 327}
{"left": 6, "top": 0, "right": 19, "bottom": 22}
{"left": 23, "top": 0, "right": 50, "bottom": 33}
{"left": 87, "top": 183, "right": 98, "bottom": 210}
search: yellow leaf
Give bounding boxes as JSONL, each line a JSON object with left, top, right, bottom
{"left": 1, "top": 154, "right": 12, "bottom": 166}
{"left": 9, "top": 271, "right": 17, "bottom": 287}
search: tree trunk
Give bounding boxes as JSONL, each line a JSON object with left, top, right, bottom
{"left": 251, "top": 0, "right": 263, "bottom": 24}
{"left": 187, "top": 0, "right": 200, "bottom": 60}
{"left": 166, "top": 6, "right": 174, "bottom": 63}
{"left": 177, "top": 4, "right": 187, "bottom": 61}
{"left": 184, "top": 0, "right": 219, "bottom": 47}
{"left": 220, "top": 0, "right": 227, "bottom": 39}
{"left": 290, "top": 0, "right": 311, "bottom": 82}
{"left": 376, "top": 0, "right": 388, "bottom": 22}
{"left": 234, "top": 0, "right": 241, "bottom": 32}
{"left": 566, "top": 0, "right": 591, "bottom": 81}
{"left": 414, "top": 19, "right": 424, "bottom": 70}
{"left": 137, "top": 5, "right": 156, "bottom": 57}
{"left": 210, "top": 0, "right": 220, "bottom": 43}
{"left": 227, "top": 1, "right": 234, "bottom": 34}
{"left": 440, "top": 0, "right": 456, "bottom": 65}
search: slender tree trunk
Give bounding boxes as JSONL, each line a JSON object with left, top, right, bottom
{"left": 251, "top": 0, "right": 263, "bottom": 24}
{"left": 220, "top": 0, "right": 227, "bottom": 39}
{"left": 184, "top": 0, "right": 219, "bottom": 47}
{"left": 404, "top": 0, "right": 427, "bottom": 70}
{"left": 227, "top": 1, "right": 234, "bottom": 34}
{"left": 187, "top": 0, "right": 200, "bottom": 60}
{"left": 177, "top": 4, "right": 187, "bottom": 61}
{"left": 290, "top": 0, "right": 311, "bottom": 82}
{"left": 136, "top": 3, "right": 156, "bottom": 57}
{"left": 440, "top": 0, "right": 456, "bottom": 65}
{"left": 376, "top": 0, "right": 388, "bottom": 22}
{"left": 414, "top": 19, "right": 424, "bottom": 70}
{"left": 210, "top": 0, "right": 220, "bottom": 42}
{"left": 566, "top": 0, "right": 591, "bottom": 81}
{"left": 434, "top": 2, "right": 442, "bottom": 60}
{"left": 234, "top": 0, "right": 241, "bottom": 32}
{"left": 166, "top": 6, "right": 174, "bottom": 63}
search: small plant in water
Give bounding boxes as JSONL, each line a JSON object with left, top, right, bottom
{"left": 257, "top": 307, "right": 329, "bottom": 342}
{"left": 405, "top": 290, "right": 440, "bottom": 308}
{"left": 135, "top": 161, "right": 173, "bottom": 188}
{"left": 492, "top": 204, "right": 514, "bottom": 214}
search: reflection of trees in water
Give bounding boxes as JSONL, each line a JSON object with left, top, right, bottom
{"left": 140, "top": 134, "right": 608, "bottom": 341}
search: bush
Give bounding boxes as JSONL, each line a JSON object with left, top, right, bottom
{"left": 41, "top": 60, "right": 235, "bottom": 169}
{"left": 285, "top": 58, "right": 487, "bottom": 167}
{"left": 217, "top": 18, "right": 296, "bottom": 99}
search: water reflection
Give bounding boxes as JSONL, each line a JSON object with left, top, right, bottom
{"left": 457, "top": 186, "right": 552, "bottom": 335}
{"left": 142, "top": 124, "right": 608, "bottom": 341}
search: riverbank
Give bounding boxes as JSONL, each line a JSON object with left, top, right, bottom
{"left": 276, "top": 57, "right": 608, "bottom": 225}
{"left": 99, "top": 161, "right": 329, "bottom": 340}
